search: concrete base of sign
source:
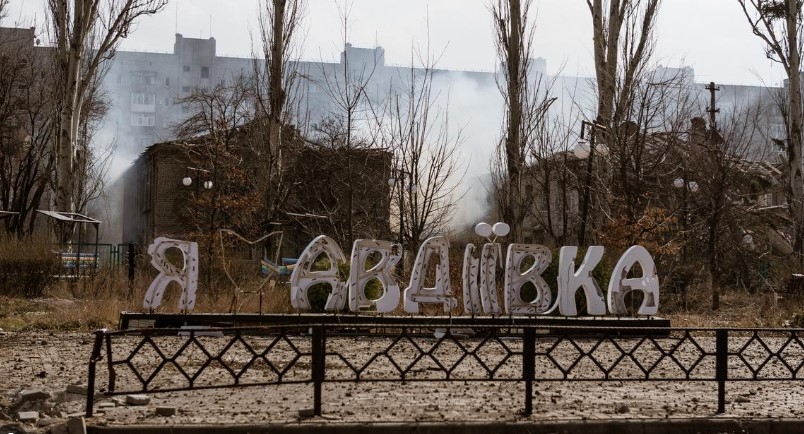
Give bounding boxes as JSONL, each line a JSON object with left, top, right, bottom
{"left": 118, "top": 312, "right": 671, "bottom": 336}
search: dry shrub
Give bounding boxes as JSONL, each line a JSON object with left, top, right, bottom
{"left": 0, "top": 236, "right": 59, "bottom": 298}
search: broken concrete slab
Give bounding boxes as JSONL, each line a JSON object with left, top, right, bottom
{"left": 17, "top": 411, "right": 38, "bottom": 423}
{"left": 65, "top": 385, "right": 88, "bottom": 395}
{"left": 155, "top": 406, "right": 176, "bottom": 416}
{"left": 125, "top": 395, "right": 150, "bottom": 406}
{"left": 66, "top": 416, "right": 86, "bottom": 434}
{"left": 16, "top": 390, "right": 50, "bottom": 404}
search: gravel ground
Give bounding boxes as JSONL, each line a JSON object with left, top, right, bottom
{"left": 2, "top": 329, "right": 804, "bottom": 433}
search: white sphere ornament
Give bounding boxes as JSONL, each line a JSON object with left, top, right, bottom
{"left": 673, "top": 178, "right": 684, "bottom": 189}
{"left": 573, "top": 139, "right": 591, "bottom": 159}
{"left": 689, "top": 181, "right": 699, "bottom": 193}
{"left": 492, "top": 222, "right": 510, "bottom": 237}
{"left": 203, "top": 180, "right": 213, "bottom": 189}
{"left": 475, "top": 222, "right": 492, "bottom": 238}
{"left": 182, "top": 177, "right": 192, "bottom": 186}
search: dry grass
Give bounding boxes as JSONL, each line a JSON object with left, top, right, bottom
{"left": 0, "top": 242, "right": 802, "bottom": 331}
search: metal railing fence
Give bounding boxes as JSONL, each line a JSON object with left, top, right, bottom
{"left": 85, "top": 321, "right": 804, "bottom": 418}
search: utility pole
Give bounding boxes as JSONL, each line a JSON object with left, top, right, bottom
{"left": 705, "top": 81, "right": 720, "bottom": 131}
{"left": 705, "top": 81, "right": 721, "bottom": 311}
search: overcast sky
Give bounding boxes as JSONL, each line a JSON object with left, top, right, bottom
{"left": 3, "top": 0, "right": 787, "bottom": 87}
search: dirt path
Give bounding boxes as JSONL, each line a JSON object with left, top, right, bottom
{"left": 2, "top": 330, "right": 803, "bottom": 433}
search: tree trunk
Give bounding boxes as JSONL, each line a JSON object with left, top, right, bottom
{"left": 787, "top": 0, "right": 804, "bottom": 264}
{"left": 504, "top": 0, "right": 523, "bottom": 240}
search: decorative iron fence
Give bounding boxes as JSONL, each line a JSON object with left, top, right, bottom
{"left": 85, "top": 321, "right": 804, "bottom": 418}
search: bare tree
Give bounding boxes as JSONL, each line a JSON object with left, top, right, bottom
{"left": 312, "top": 0, "right": 384, "bottom": 247}
{"left": 0, "top": 28, "right": 56, "bottom": 237}
{"left": 252, "top": 0, "right": 305, "bottom": 228}
{"left": 381, "top": 42, "right": 465, "bottom": 253}
{"left": 586, "top": 0, "right": 662, "bottom": 127}
{"left": 173, "top": 75, "right": 263, "bottom": 239}
{"left": 47, "top": 0, "right": 168, "bottom": 219}
{"left": 738, "top": 0, "right": 804, "bottom": 263}
{"left": 490, "top": 0, "right": 556, "bottom": 241}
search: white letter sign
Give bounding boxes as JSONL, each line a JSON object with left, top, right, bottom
{"left": 504, "top": 244, "right": 553, "bottom": 315}
{"left": 557, "top": 246, "right": 606, "bottom": 316}
{"left": 349, "top": 239, "right": 401, "bottom": 312}
{"left": 143, "top": 237, "right": 199, "bottom": 312}
{"left": 404, "top": 236, "right": 457, "bottom": 313}
{"left": 607, "top": 245, "right": 660, "bottom": 316}
{"left": 290, "top": 235, "right": 347, "bottom": 311}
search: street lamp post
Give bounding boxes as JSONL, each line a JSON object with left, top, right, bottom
{"left": 574, "top": 120, "right": 606, "bottom": 246}
{"left": 673, "top": 176, "right": 699, "bottom": 261}
{"left": 182, "top": 166, "right": 213, "bottom": 225}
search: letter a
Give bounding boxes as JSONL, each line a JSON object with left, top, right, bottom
{"left": 607, "top": 245, "right": 660, "bottom": 316}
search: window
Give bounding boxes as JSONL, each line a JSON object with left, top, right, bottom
{"left": 183, "top": 65, "right": 191, "bottom": 73}
{"left": 131, "top": 92, "right": 156, "bottom": 105}
{"left": 132, "top": 72, "right": 156, "bottom": 85}
{"left": 135, "top": 136, "right": 154, "bottom": 146}
{"left": 131, "top": 113, "right": 155, "bottom": 126}
{"left": 182, "top": 86, "right": 190, "bottom": 93}
{"left": 201, "top": 66, "right": 210, "bottom": 78}
{"left": 181, "top": 105, "right": 190, "bottom": 114}
{"left": 769, "top": 124, "right": 786, "bottom": 139}
{"left": 165, "top": 77, "right": 170, "bottom": 86}
{"left": 164, "top": 97, "right": 171, "bottom": 105}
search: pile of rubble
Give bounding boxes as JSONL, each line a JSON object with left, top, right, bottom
{"left": 1, "top": 385, "right": 89, "bottom": 433}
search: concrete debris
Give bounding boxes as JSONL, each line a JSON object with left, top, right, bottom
{"left": 67, "top": 416, "right": 86, "bottom": 434}
{"left": 65, "top": 385, "right": 88, "bottom": 396}
{"left": 17, "top": 411, "right": 38, "bottom": 423}
{"left": 36, "top": 417, "right": 61, "bottom": 427}
{"left": 125, "top": 395, "right": 150, "bottom": 406}
{"left": 17, "top": 390, "right": 51, "bottom": 403}
{"left": 0, "top": 423, "right": 26, "bottom": 434}
{"left": 155, "top": 406, "right": 176, "bottom": 416}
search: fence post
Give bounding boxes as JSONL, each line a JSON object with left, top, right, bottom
{"left": 127, "top": 244, "right": 136, "bottom": 294}
{"left": 715, "top": 329, "right": 728, "bottom": 414}
{"left": 311, "top": 325, "right": 326, "bottom": 416}
{"left": 522, "top": 327, "right": 535, "bottom": 415}
{"left": 85, "top": 329, "right": 106, "bottom": 418}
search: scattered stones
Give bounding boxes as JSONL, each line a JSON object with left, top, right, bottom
{"left": 735, "top": 396, "right": 751, "bottom": 403}
{"left": 17, "top": 411, "right": 38, "bottom": 423}
{"left": 18, "top": 390, "right": 50, "bottom": 403}
{"left": 615, "top": 403, "right": 630, "bottom": 414}
{"left": 67, "top": 416, "right": 86, "bottom": 434}
{"left": 98, "top": 402, "right": 116, "bottom": 409}
{"left": 0, "top": 423, "right": 26, "bottom": 434}
{"left": 125, "top": 395, "right": 150, "bottom": 406}
{"left": 298, "top": 408, "right": 315, "bottom": 418}
{"left": 36, "top": 417, "right": 61, "bottom": 427}
{"left": 155, "top": 407, "right": 176, "bottom": 417}
{"left": 65, "top": 384, "right": 88, "bottom": 396}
